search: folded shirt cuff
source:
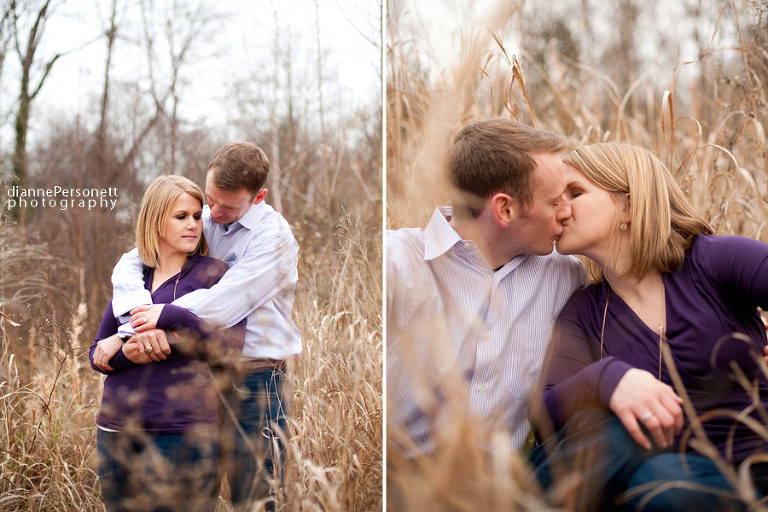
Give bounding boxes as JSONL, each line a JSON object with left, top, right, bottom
{"left": 111, "top": 289, "right": 153, "bottom": 318}
{"left": 117, "top": 322, "right": 135, "bottom": 337}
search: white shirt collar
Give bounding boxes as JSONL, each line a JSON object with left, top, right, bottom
{"left": 423, "top": 206, "right": 529, "bottom": 275}
{"left": 235, "top": 201, "right": 268, "bottom": 231}
{"left": 203, "top": 201, "right": 268, "bottom": 232}
{"left": 423, "top": 207, "right": 463, "bottom": 260}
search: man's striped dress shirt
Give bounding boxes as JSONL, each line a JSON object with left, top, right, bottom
{"left": 387, "top": 207, "right": 583, "bottom": 454}
{"left": 111, "top": 202, "right": 301, "bottom": 361}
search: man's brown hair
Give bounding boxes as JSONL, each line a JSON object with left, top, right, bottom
{"left": 448, "top": 119, "right": 567, "bottom": 216}
{"left": 207, "top": 142, "right": 270, "bottom": 195}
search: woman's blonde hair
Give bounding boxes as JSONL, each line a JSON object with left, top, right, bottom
{"left": 563, "top": 142, "right": 713, "bottom": 281}
{"left": 136, "top": 175, "right": 208, "bottom": 268}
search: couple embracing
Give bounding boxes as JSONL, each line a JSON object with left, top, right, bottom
{"left": 89, "top": 142, "right": 299, "bottom": 512}
{"left": 388, "top": 118, "right": 768, "bottom": 510}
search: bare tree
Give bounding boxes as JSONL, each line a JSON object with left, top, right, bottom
{"left": 269, "top": 0, "right": 283, "bottom": 212}
{"left": 139, "top": 0, "right": 221, "bottom": 176}
{"left": 95, "top": 0, "right": 121, "bottom": 170}
{"left": 9, "top": 0, "right": 62, "bottom": 223}
{"left": 0, "top": 0, "right": 13, "bottom": 152}
{"left": 0, "top": 0, "right": 13, "bottom": 100}
{"left": 314, "top": 0, "right": 326, "bottom": 138}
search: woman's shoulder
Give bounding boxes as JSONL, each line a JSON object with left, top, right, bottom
{"left": 693, "top": 233, "right": 765, "bottom": 247}
{"left": 553, "top": 281, "right": 607, "bottom": 334}
{"left": 185, "top": 254, "right": 230, "bottom": 285}
{"left": 690, "top": 234, "right": 768, "bottom": 261}
{"left": 562, "top": 281, "right": 605, "bottom": 314}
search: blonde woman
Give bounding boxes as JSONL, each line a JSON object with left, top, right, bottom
{"left": 89, "top": 175, "right": 244, "bottom": 512}
{"left": 531, "top": 142, "right": 768, "bottom": 511}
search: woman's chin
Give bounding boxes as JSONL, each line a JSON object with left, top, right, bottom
{"left": 555, "top": 241, "right": 574, "bottom": 255}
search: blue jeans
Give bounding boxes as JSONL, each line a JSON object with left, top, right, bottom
{"left": 97, "top": 429, "right": 219, "bottom": 512}
{"left": 529, "top": 408, "right": 661, "bottom": 511}
{"left": 219, "top": 368, "right": 289, "bottom": 512}
{"left": 626, "top": 454, "right": 768, "bottom": 511}
{"left": 531, "top": 408, "right": 768, "bottom": 511}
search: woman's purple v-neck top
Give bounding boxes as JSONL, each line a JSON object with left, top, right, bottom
{"left": 540, "top": 235, "right": 768, "bottom": 463}
{"left": 89, "top": 254, "right": 245, "bottom": 433}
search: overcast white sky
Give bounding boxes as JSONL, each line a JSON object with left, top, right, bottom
{"left": 1, "top": 0, "right": 381, "bottom": 146}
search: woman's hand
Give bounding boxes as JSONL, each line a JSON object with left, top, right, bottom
{"left": 130, "top": 304, "right": 165, "bottom": 333}
{"left": 609, "top": 368, "right": 684, "bottom": 450}
{"left": 134, "top": 329, "right": 172, "bottom": 362}
{"left": 122, "top": 330, "right": 171, "bottom": 363}
{"left": 92, "top": 334, "right": 122, "bottom": 371}
{"left": 122, "top": 336, "right": 153, "bottom": 364}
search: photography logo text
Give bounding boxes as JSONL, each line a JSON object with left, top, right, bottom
{"left": 5, "top": 185, "right": 118, "bottom": 211}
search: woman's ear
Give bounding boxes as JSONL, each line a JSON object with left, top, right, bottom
{"left": 490, "top": 192, "right": 516, "bottom": 228}
{"left": 620, "top": 193, "right": 631, "bottom": 224}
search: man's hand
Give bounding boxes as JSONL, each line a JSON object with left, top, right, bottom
{"left": 132, "top": 329, "right": 172, "bottom": 362}
{"left": 130, "top": 304, "right": 165, "bottom": 333}
{"left": 92, "top": 334, "right": 122, "bottom": 371}
{"left": 763, "top": 344, "right": 768, "bottom": 366}
{"left": 609, "top": 368, "right": 684, "bottom": 450}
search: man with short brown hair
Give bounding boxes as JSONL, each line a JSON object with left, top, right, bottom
{"left": 96, "top": 141, "right": 299, "bottom": 511}
{"left": 387, "top": 118, "right": 584, "bottom": 454}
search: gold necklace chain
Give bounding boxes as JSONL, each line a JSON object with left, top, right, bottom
{"left": 171, "top": 259, "right": 186, "bottom": 301}
{"left": 599, "top": 281, "right": 666, "bottom": 381}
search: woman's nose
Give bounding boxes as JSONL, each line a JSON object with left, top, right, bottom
{"left": 555, "top": 196, "right": 572, "bottom": 222}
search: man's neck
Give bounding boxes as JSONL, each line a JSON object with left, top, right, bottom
{"left": 451, "top": 216, "right": 513, "bottom": 270}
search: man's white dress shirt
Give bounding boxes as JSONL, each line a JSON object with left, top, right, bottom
{"left": 387, "top": 207, "right": 583, "bottom": 453}
{"left": 111, "top": 202, "right": 301, "bottom": 360}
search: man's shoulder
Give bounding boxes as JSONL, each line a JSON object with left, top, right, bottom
{"left": 231, "top": 204, "right": 298, "bottom": 249}
{"left": 387, "top": 226, "right": 426, "bottom": 247}
{"left": 257, "top": 205, "right": 296, "bottom": 237}
{"left": 387, "top": 227, "right": 427, "bottom": 269}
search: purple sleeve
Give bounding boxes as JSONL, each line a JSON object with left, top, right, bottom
{"left": 696, "top": 235, "right": 768, "bottom": 308}
{"left": 89, "top": 301, "right": 138, "bottom": 375}
{"left": 157, "top": 304, "right": 245, "bottom": 355}
{"left": 154, "top": 260, "right": 246, "bottom": 366}
{"left": 535, "top": 299, "right": 633, "bottom": 430}
{"left": 157, "top": 304, "right": 205, "bottom": 334}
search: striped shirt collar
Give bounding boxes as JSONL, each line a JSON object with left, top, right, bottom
{"left": 235, "top": 201, "right": 267, "bottom": 231}
{"left": 424, "top": 207, "right": 462, "bottom": 260}
{"left": 423, "top": 206, "right": 528, "bottom": 274}
{"left": 204, "top": 201, "right": 267, "bottom": 233}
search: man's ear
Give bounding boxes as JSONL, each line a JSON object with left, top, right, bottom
{"left": 490, "top": 192, "right": 517, "bottom": 228}
{"left": 253, "top": 188, "right": 268, "bottom": 205}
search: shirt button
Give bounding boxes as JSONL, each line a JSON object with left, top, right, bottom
{"left": 463, "top": 242, "right": 471, "bottom": 249}
{"left": 485, "top": 331, "right": 492, "bottom": 339}
{"left": 478, "top": 386, "right": 484, "bottom": 393}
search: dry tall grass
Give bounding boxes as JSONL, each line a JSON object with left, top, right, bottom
{"left": 0, "top": 211, "right": 382, "bottom": 511}
{"left": 387, "top": 0, "right": 768, "bottom": 510}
